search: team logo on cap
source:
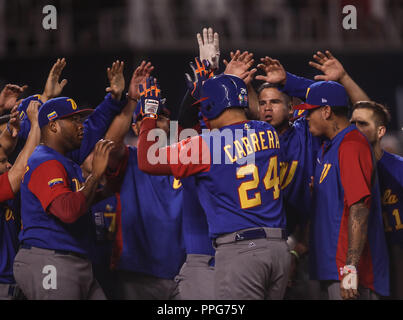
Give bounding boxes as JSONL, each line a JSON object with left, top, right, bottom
{"left": 48, "top": 178, "right": 64, "bottom": 187}
{"left": 239, "top": 88, "right": 248, "bottom": 105}
{"left": 47, "top": 111, "right": 58, "bottom": 121}
{"left": 67, "top": 99, "right": 78, "bottom": 110}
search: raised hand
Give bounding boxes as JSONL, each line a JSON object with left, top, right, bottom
{"left": 106, "top": 60, "right": 125, "bottom": 101}
{"left": 92, "top": 139, "right": 115, "bottom": 179}
{"left": 6, "top": 105, "right": 21, "bottom": 138}
{"left": 197, "top": 27, "right": 220, "bottom": 71}
{"left": 309, "top": 50, "right": 347, "bottom": 82}
{"left": 256, "top": 57, "right": 287, "bottom": 85}
{"left": 128, "top": 61, "right": 154, "bottom": 102}
{"left": 26, "top": 100, "right": 42, "bottom": 126}
{"left": 0, "top": 84, "right": 28, "bottom": 113}
{"left": 224, "top": 50, "right": 257, "bottom": 85}
{"left": 42, "top": 58, "right": 68, "bottom": 102}
{"left": 185, "top": 57, "right": 213, "bottom": 100}
{"left": 139, "top": 77, "right": 161, "bottom": 119}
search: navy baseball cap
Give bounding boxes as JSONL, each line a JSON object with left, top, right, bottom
{"left": 38, "top": 97, "right": 93, "bottom": 129}
{"left": 293, "top": 81, "right": 348, "bottom": 110}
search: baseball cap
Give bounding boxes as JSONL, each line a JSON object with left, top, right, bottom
{"left": 293, "top": 81, "right": 348, "bottom": 110}
{"left": 38, "top": 97, "right": 93, "bottom": 129}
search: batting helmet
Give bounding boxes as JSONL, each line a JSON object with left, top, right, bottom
{"left": 200, "top": 74, "right": 248, "bottom": 120}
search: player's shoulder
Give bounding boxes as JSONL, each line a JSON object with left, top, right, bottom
{"left": 380, "top": 151, "right": 403, "bottom": 167}
{"left": 341, "top": 127, "right": 371, "bottom": 150}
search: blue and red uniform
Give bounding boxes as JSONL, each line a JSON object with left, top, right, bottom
{"left": 181, "top": 176, "right": 215, "bottom": 257}
{"left": 138, "top": 119, "right": 286, "bottom": 238}
{"left": 279, "top": 117, "right": 321, "bottom": 232}
{"left": 20, "top": 145, "right": 91, "bottom": 255}
{"left": 378, "top": 151, "right": 403, "bottom": 246}
{"left": 0, "top": 172, "right": 18, "bottom": 284}
{"left": 310, "top": 125, "right": 389, "bottom": 296}
{"left": 88, "top": 194, "right": 120, "bottom": 299}
{"left": 111, "top": 146, "right": 185, "bottom": 280}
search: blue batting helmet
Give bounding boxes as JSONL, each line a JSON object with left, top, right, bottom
{"left": 200, "top": 74, "right": 248, "bottom": 120}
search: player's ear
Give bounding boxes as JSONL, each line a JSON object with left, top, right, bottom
{"left": 378, "top": 125, "right": 386, "bottom": 140}
{"left": 322, "top": 105, "right": 332, "bottom": 120}
{"left": 48, "top": 121, "right": 58, "bottom": 133}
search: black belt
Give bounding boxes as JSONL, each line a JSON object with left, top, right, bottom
{"left": 20, "top": 244, "right": 87, "bottom": 260}
{"left": 213, "top": 227, "right": 287, "bottom": 247}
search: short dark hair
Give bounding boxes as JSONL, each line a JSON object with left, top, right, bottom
{"left": 352, "top": 101, "right": 391, "bottom": 127}
{"left": 257, "top": 83, "right": 292, "bottom": 106}
{"left": 330, "top": 106, "right": 350, "bottom": 118}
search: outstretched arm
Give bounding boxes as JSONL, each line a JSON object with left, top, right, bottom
{"left": 8, "top": 101, "right": 41, "bottom": 193}
{"left": 309, "top": 50, "right": 370, "bottom": 104}
{"left": 224, "top": 50, "right": 258, "bottom": 119}
{"left": 256, "top": 56, "right": 314, "bottom": 100}
{"left": 41, "top": 58, "right": 68, "bottom": 103}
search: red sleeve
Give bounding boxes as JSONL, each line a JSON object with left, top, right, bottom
{"left": 105, "top": 146, "right": 130, "bottom": 193}
{"left": 0, "top": 172, "right": 14, "bottom": 202}
{"left": 138, "top": 118, "right": 211, "bottom": 178}
{"left": 47, "top": 191, "right": 87, "bottom": 224}
{"left": 28, "top": 160, "right": 73, "bottom": 211}
{"left": 339, "top": 132, "right": 373, "bottom": 208}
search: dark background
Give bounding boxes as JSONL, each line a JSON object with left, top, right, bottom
{"left": 1, "top": 0, "right": 403, "bottom": 149}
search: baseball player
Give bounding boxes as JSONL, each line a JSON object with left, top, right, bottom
{"left": 137, "top": 74, "right": 291, "bottom": 300}
{"left": 254, "top": 81, "right": 322, "bottom": 298}
{"left": 88, "top": 62, "right": 186, "bottom": 300}
{"left": 350, "top": 101, "right": 403, "bottom": 299}
{"left": 14, "top": 97, "right": 115, "bottom": 300}
{"left": 174, "top": 54, "right": 218, "bottom": 300}
{"left": 0, "top": 101, "right": 41, "bottom": 300}
{"left": 288, "top": 81, "right": 389, "bottom": 299}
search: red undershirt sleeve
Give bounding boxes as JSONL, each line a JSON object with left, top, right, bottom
{"left": 28, "top": 160, "right": 87, "bottom": 224}
{"left": 0, "top": 172, "right": 14, "bottom": 202}
{"left": 138, "top": 118, "right": 211, "bottom": 178}
{"left": 339, "top": 138, "right": 373, "bottom": 208}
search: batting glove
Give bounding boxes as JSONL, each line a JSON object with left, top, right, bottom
{"left": 185, "top": 57, "right": 213, "bottom": 101}
{"left": 139, "top": 77, "right": 161, "bottom": 119}
{"left": 197, "top": 27, "right": 220, "bottom": 70}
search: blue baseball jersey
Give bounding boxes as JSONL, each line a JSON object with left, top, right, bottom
{"left": 113, "top": 146, "right": 186, "bottom": 280}
{"left": 0, "top": 199, "right": 19, "bottom": 284}
{"left": 16, "top": 94, "right": 125, "bottom": 165}
{"left": 309, "top": 125, "right": 389, "bottom": 296}
{"left": 168, "top": 120, "right": 286, "bottom": 239}
{"left": 279, "top": 117, "right": 321, "bottom": 232}
{"left": 20, "top": 145, "right": 91, "bottom": 255}
{"left": 378, "top": 151, "right": 403, "bottom": 247}
{"left": 182, "top": 176, "right": 215, "bottom": 256}
{"left": 88, "top": 195, "right": 119, "bottom": 267}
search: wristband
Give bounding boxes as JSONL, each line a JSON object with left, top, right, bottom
{"left": 341, "top": 265, "right": 358, "bottom": 290}
{"left": 290, "top": 250, "right": 300, "bottom": 260}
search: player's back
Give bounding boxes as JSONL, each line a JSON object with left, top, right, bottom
{"left": 197, "top": 120, "right": 286, "bottom": 238}
{"left": 378, "top": 151, "right": 403, "bottom": 246}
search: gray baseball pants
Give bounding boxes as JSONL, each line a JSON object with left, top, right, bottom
{"left": 13, "top": 247, "right": 106, "bottom": 300}
{"left": 174, "top": 254, "right": 215, "bottom": 300}
{"left": 213, "top": 228, "right": 291, "bottom": 300}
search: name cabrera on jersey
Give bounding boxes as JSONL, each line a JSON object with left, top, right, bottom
{"left": 170, "top": 120, "right": 286, "bottom": 239}
{"left": 378, "top": 151, "right": 403, "bottom": 247}
{"left": 19, "top": 145, "right": 91, "bottom": 256}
